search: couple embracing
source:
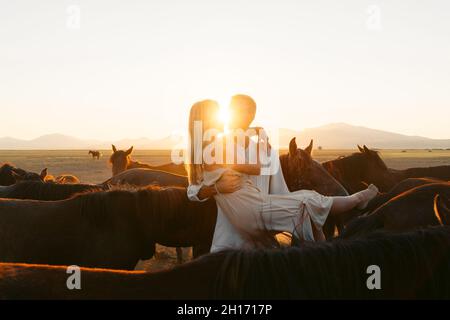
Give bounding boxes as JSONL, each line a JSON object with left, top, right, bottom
{"left": 186, "top": 95, "right": 378, "bottom": 252}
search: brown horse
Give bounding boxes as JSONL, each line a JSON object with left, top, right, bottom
{"left": 0, "top": 164, "right": 48, "bottom": 186}
{"left": 0, "top": 186, "right": 217, "bottom": 270}
{"left": 341, "top": 182, "right": 450, "bottom": 239}
{"left": 2, "top": 227, "right": 450, "bottom": 300}
{"left": 322, "top": 145, "right": 396, "bottom": 193}
{"left": 323, "top": 145, "right": 450, "bottom": 193}
{"left": 280, "top": 138, "right": 352, "bottom": 238}
{"left": 364, "top": 177, "right": 443, "bottom": 213}
{"left": 88, "top": 150, "right": 101, "bottom": 160}
{"left": 103, "top": 168, "right": 188, "bottom": 188}
{"left": 110, "top": 145, "right": 187, "bottom": 176}
{"left": 0, "top": 181, "right": 105, "bottom": 201}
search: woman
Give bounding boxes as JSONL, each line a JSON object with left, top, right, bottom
{"left": 186, "top": 100, "right": 378, "bottom": 248}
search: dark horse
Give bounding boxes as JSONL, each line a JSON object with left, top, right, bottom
{"left": 322, "top": 145, "right": 450, "bottom": 193}
{"left": 0, "top": 186, "right": 217, "bottom": 270}
{"left": 280, "top": 138, "right": 352, "bottom": 238}
{"left": 88, "top": 150, "right": 101, "bottom": 160}
{"left": 1, "top": 227, "right": 450, "bottom": 299}
{"left": 322, "top": 145, "right": 396, "bottom": 193}
{"left": 103, "top": 168, "right": 188, "bottom": 188}
{"left": 0, "top": 181, "right": 105, "bottom": 201}
{"left": 109, "top": 145, "right": 187, "bottom": 177}
{"left": 0, "top": 164, "right": 48, "bottom": 186}
{"left": 341, "top": 182, "right": 450, "bottom": 239}
{"left": 364, "top": 177, "right": 442, "bottom": 213}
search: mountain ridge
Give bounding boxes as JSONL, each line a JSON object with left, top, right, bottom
{"left": 0, "top": 123, "right": 449, "bottom": 150}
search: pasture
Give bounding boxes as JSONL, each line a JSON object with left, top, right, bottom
{"left": 1, "top": 148, "right": 450, "bottom": 272}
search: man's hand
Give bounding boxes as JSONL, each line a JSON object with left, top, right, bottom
{"left": 215, "top": 170, "right": 242, "bottom": 193}
{"left": 196, "top": 170, "right": 242, "bottom": 200}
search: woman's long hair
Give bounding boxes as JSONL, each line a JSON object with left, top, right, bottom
{"left": 186, "top": 100, "right": 221, "bottom": 185}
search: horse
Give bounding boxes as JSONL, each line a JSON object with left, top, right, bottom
{"left": 1, "top": 226, "right": 449, "bottom": 299}
{"left": 102, "top": 168, "right": 189, "bottom": 263}
{"left": 0, "top": 164, "right": 48, "bottom": 186}
{"left": 280, "top": 138, "right": 353, "bottom": 238}
{"left": 323, "top": 145, "right": 450, "bottom": 193}
{"left": 0, "top": 186, "right": 217, "bottom": 270}
{"left": 109, "top": 145, "right": 187, "bottom": 176}
{"left": 55, "top": 175, "right": 81, "bottom": 184}
{"left": 88, "top": 150, "right": 101, "bottom": 160}
{"left": 322, "top": 145, "right": 396, "bottom": 193}
{"left": 341, "top": 182, "right": 450, "bottom": 239}
{"left": 103, "top": 168, "right": 188, "bottom": 188}
{"left": 364, "top": 177, "right": 443, "bottom": 213}
{"left": 390, "top": 165, "right": 450, "bottom": 183}
{"left": 0, "top": 181, "right": 105, "bottom": 201}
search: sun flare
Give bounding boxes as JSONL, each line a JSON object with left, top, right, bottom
{"left": 218, "top": 97, "right": 231, "bottom": 132}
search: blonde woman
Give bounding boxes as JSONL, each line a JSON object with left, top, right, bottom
{"left": 186, "top": 99, "right": 378, "bottom": 249}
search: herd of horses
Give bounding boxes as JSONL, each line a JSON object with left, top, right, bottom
{"left": 0, "top": 139, "right": 449, "bottom": 299}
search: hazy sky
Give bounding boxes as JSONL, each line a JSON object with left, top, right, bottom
{"left": 1, "top": 0, "right": 449, "bottom": 141}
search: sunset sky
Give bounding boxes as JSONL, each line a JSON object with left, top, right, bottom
{"left": 1, "top": 0, "right": 449, "bottom": 141}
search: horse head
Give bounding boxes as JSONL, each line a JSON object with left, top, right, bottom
{"left": 10, "top": 167, "right": 47, "bottom": 184}
{"left": 109, "top": 145, "right": 133, "bottom": 176}
{"left": 356, "top": 145, "right": 396, "bottom": 192}
{"left": 281, "top": 137, "right": 348, "bottom": 196}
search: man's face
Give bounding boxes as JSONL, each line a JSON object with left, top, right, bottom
{"left": 228, "top": 104, "right": 255, "bottom": 131}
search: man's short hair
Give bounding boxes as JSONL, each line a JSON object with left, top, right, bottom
{"left": 230, "top": 94, "right": 256, "bottom": 116}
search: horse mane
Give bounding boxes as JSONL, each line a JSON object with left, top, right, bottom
{"left": 4, "top": 181, "right": 104, "bottom": 201}
{"left": 73, "top": 185, "right": 190, "bottom": 232}
{"left": 210, "top": 226, "right": 450, "bottom": 299}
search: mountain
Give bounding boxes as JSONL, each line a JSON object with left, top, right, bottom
{"left": 0, "top": 124, "right": 449, "bottom": 150}
{"left": 0, "top": 134, "right": 102, "bottom": 150}
{"left": 280, "top": 123, "right": 450, "bottom": 149}
{"left": 0, "top": 134, "right": 181, "bottom": 150}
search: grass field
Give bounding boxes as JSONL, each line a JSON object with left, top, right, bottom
{"left": 1, "top": 148, "right": 450, "bottom": 272}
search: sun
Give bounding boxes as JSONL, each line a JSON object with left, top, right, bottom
{"left": 218, "top": 97, "right": 231, "bottom": 132}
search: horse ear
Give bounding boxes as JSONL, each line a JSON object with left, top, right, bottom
{"left": 363, "top": 145, "right": 370, "bottom": 153}
{"left": 304, "top": 139, "right": 313, "bottom": 156}
{"left": 358, "top": 145, "right": 364, "bottom": 153}
{"left": 112, "top": 145, "right": 117, "bottom": 153}
{"left": 125, "top": 146, "right": 134, "bottom": 156}
{"left": 434, "top": 194, "right": 450, "bottom": 226}
{"left": 289, "top": 138, "right": 297, "bottom": 156}
{"left": 40, "top": 168, "right": 48, "bottom": 180}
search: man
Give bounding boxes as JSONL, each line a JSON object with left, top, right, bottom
{"left": 187, "top": 94, "right": 290, "bottom": 252}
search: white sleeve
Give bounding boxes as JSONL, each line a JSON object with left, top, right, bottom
{"left": 187, "top": 183, "right": 210, "bottom": 202}
{"left": 269, "top": 150, "right": 290, "bottom": 195}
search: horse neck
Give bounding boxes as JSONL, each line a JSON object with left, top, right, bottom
{"left": 127, "top": 160, "right": 151, "bottom": 170}
{"left": 402, "top": 166, "right": 450, "bottom": 180}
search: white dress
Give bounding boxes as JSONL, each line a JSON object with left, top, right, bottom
{"left": 202, "top": 167, "right": 333, "bottom": 247}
